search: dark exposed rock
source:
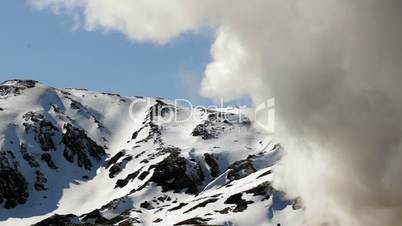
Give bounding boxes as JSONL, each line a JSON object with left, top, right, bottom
{"left": 107, "top": 151, "right": 124, "bottom": 164}
{"left": 174, "top": 217, "right": 215, "bottom": 226}
{"left": 31, "top": 214, "right": 79, "bottom": 226}
{"left": 3, "top": 79, "right": 37, "bottom": 88}
{"left": 107, "top": 151, "right": 132, "bottom": 178}
{"left": 109, "top": 164, "right": 123, "bottom": 178}
{"left": 131, "top": 130, "right": 139, "bottom": 140}
{"left": 226, "top": 159, "right": 256, "bottom": 181}
{"left": 257, "top": 169, "right": 272, "bottom": 179}
{"left": 0, "top": 167, "right": 29, "bottom": 209}
{"left": 34, "top": 170, "right": 48, "bottom": 191}
{"left": 140, "top": 201, "right": 154, "bottom": 209}
{"left": 184, "top": 198, "right": 219, "bottom": 213}
{"left": 81, "top": 209, "right": 108, "bottom": 223}
{"left": 149, "top": 148, "right": 204, "bottom": 194}
{"left": 62, "top": 124, "right": 106, "bottom": 170}
{"left": 135, "top": 100, "right": 175, "bottom": 145}
{"left": 156, "top": 195, "right": 171, "bottom": 202}
{"left": 135, "top": 122, "right": 162, "bottom": 144}
{"left": 115, "top": 169, "right": 140, "bottom": 188}
{"left": 245, "top": 182, "right": 274, "bottom": 200}
{"left": 214, "top": 207, "right": 231, "bottom": 214}
{"left": 192, "top": 111, "right": 251, "bottom": 140}
{"left": 22, "top": 112, "right": 58, "bottom": 151}
{"left": 101, "top": 92, "right": 121, "bottom": 97}
{"left": 168, "top": 202, "right": 188, "bottom": 211}
{"left": 0, "top": 80, "right": 37, "bottom": 97}
{"left": 0, "top": 149, "right": 29, "bottom": 209}
{"left": 204, "top": 153, "right": 220, "bottom": 177}
{"left": 20, "top": 143, "right": 40, "bottom": 168}
{"left": 41, "top": 153, "right": 58, "bottom": 169}
{"left": 153, "top": 218, "right": 163, "bottom": 223}
{"left": 70, "top": 99, "right": 83, "bottom": 110}
{"left": 224, "top": 193, "right": 253, "bottom": 212}
{"left": 138, "top": 171, "right": 149, "bottom": 180}
{"left": 50, "top": 199, "right": 137, "bottom": 226}
{"left": 192, "top": 121, "right": 218, "bottom": 139}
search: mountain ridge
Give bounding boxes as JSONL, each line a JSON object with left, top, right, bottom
{"left": 0, "top": 80, "right": 303, "bottom": 226}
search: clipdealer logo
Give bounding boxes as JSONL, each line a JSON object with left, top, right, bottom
{"left": 129, "top": 97, "right": 275, "bottom": 133}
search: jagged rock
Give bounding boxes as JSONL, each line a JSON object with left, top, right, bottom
{"left": 135, "top": 100, "right": 175, "bottom": 145}
{"left": 82, "top": 209, "right": 136, "bottom": 225}
{"left": 20, "top": 143, "right": 40, "bottom": 168}
{"left": 214, "top": 207, "right": 231, "bottom": 214}
{"left": 149, "top": 148, "right": 204, "bottom": 194}
{"left": 34, "top": 170, "right": 48, "bottom": 191}
{"left": 224, "top": 193, "right": 253, "bottom": 212}
{"left": 204, "top": 153, "right": 220, "bottom": 177}
{"left": 138, "top": 171, "right": 149, "bottom": 180}
{"left": 192, "top": 121, "right": 218, "bottom": 139}
{"left": 106, "top": 150, "right": 126, "bottom": 169}
{"left": 0, "top": 80, "right": 37, "bottom": 97}
{"left": 256, "top": 169, "right": 272, "bottom": 179}
{"left": 107, "top": 151, "right": 132, "bottom": 178}
{"left": 41, "top": 153, "right": 58, "bottom": 169}
{"left": 81, "top": 209, "right": 108, "bottom": 223}
{"left": 184, "top": 198, "right": 219, "bottom": 213}
{"left": 22, "top": 112, "right": 58, "bottom": 151}
{"left": 62, "top": 124, "right": 106, "bottom": 170}
{"left": 0, "top": 149, "right": 29, "bottom": 209}
{"left": 31, "top": 214, "right": 79, "bottom": 226}
{"left": 168, "top": 202, "right": 188, "bottom": 211}
{"left": 140, "top": 201, "right": 154, "bottom": 209}
{"left": 244, "top": 182, "right": 274, "bottom": 200}
{"left": 154, "top": 218, "right": 163, "bottom": 223}
{"left": 115, "top": 169, "right": 140, "bottom": 188}
{"left": 174, "top": 217, "right": 215, "bottom": 226}
{"left": 226, "top": 159, "right": 256, "bottom": 181}
{"left": 192, "top": 111, "right": 251, "bottom": 140}
{"left": 70, "top": 99, "right": 83, "bottom": 110}
{"left": 0, "top": 167, "right": 29, "bottom": 209}
{"left": 135, "top": 122, "right": 162, "bottom": 144}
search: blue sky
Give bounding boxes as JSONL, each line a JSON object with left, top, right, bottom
{"left": 0, "top": 0, "right": 213, "bottom": 102}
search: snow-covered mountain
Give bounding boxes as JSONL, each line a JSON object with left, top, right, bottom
{"left": 0, "top": 80, "right": 303, "bottom": 226}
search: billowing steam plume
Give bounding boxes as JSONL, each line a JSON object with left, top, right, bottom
{"left": 29, "top": 1, "right": 402, "bottom": 225}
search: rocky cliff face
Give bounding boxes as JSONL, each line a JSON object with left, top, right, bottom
{"left": 0, "top": 80, "right": 303, "bottom": 226}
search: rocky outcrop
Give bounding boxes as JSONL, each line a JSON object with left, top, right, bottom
{"left": 31, "top": 214, "right": 79, "bottom": 226}
{"left": 20, "top": 143, "right": 40, "bottom": 168}
{"left": 192, "top": 111, "right": 251, "bottom": 140}
{"left": 204, "top": 153, "right": 220, "bottom": 177}
{"left": 22, "top": 112, "right": 58, "bottom": 152}
{"left": 226, "top": 158, "right": 256, "bottom": 181}
{"left": 0, "top": 150, "right": 29, "bottom": 209}
{"left": 0, "top": 80, "right": 37, "bottom": 97}
{"left": 107, "top": 151, "right": 133, "bottom": 178}
{"left": 224, "top": 193, "right": 253, "bottom": 213}
{"left": 34, "top": 170, "right": 48, "bottom": 191}
{"left": 149, "top": 148, "right": 204, "bottom": 194}
{"left": 62, "top": 124, "right": 106, "bottom": 170}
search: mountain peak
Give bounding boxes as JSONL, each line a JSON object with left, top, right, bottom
{"left": 1, "top": 79, "right": 39, "bottom": 88}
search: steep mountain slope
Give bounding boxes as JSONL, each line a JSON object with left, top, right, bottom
{"left": 0, "top": 80, "right": 303, "bottom": 226}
